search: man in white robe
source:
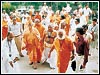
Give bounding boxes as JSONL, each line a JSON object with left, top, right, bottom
{"left": 1, "top": 32, "right": 20, "bottom": 73}
{"left": 41, "top": 25, "right": 57, "bottom": 69}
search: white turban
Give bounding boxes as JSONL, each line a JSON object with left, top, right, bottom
{"left": 57, "top": 29, "right": 66, "bottom": 40}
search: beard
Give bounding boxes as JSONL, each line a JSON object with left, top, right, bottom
{"left": 57, "top": 29, "right": 66, "bottom": 40}
{"left": 57, "top": 34, "right": 65, "bottom": 40}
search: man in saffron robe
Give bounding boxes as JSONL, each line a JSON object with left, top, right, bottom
{"left": 34, "top": 19, "right": 45, "bottom": 63}
{"left": 64, "top": 12, "right": 71, "bottom": 35}
{"left": 22, "top": 23, "right": 40, "bottom": 69}
{"left": 49, "top": 12, "right": 55, "bottom": 23}
{"left": 34, "top": 11, "right": 41, "bottom": 22}
{"left": 48, "top": 29, "right": 74, "bottom": 73}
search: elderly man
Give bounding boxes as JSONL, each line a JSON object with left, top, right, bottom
{"left": 8, "top": 18, "right": 24, "bottom": 57}
{"left": 2, "top": 31, "right": 20, "bottom": 73}
{"left": 41, "top": 25, "right": 57, "bottom": 69}
{"left": 48, "top": 29, "right": 74, "bottom": 73}
{"left": 22, "top": 22, "right": 40, "bottom": 69}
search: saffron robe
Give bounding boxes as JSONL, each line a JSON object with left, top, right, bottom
{"left": 53, "top": 37, "right": 73, "bottom": 73}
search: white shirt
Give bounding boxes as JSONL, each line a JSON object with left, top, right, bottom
{"left": 88, "top": 24, "right": 98, "bottom": 34}
{"left": 80, "top": 15, "right": 87, "bottom": 25}
{"left": 47, "top": 10, "right": 53, "bottom": 17}
{"left": 88, "top": 24, "right": 98, "bottom": 39}
{"left": 2, "top": 13, "right": 11, "bottom": 23}
{"left": 83, "top": 31, "right": 92, "bottom": 43}
{"left": 73, "top": 10, "right": 81, "bottom": 17}
{"left": 41, "top": 16, "right": 50, "bottom": 29}
{"left": 41, "top": 6, "right": 48, "bottom": 12}
{"left": 29, "top": 8, "right": 35, "bottom": 14}
{"left": 21, "top": 13, "right": 29, "bottom": 24}
{"left": 8, "top": 22, "right": 23, "bottom": 36}
{"left": 2, "top": 13, "right": 9, "bottom": 18}
{"left": 83, "top": 7, "right": 92, "bottom": 16}
{"left": 65, "top": 6, "right": 72, "bottom": 12}
{"left": 79, "top": 8, "right": 83, "bottom": 13}
{"left": 2, "top": 38, "right": 19, "bottom": 62}
{"left": 70, "top": 18, "right": 76, "bottom": 28}
{"left": 71, "top": 23, "right": 82, "bottom": 36}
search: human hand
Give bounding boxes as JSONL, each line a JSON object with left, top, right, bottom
{"left": 21, "top": 46, "right": 26, "bottom": 50}
{"left": 48, "top": 53, "right": 51, "bottom": 58}
{"left": 13, "top": 57, "right": 19, "bottom": 63}
{"left": 9, "top": 61, "right": 13, "bottom": 67}
{"left": 71, "top": 55, "right": 75, "bottom": 61}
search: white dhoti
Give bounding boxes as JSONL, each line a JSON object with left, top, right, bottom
{"left": 41, "top": 42, "right": 57, "bottom": 68}
{"left": 47, "top": 49, "right": 57, "bottom": 69}
{"left": 75, "top": 54, "right": 85, "bottom": 73}
{"left": 41, "top": 47, "right": 51, "bottom": 63}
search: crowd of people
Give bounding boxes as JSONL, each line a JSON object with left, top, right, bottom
{"left": 1, "top": 2, "right": 98, "bottom": 73}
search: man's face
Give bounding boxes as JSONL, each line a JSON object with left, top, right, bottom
{"left": 86, "top": 5, "right": 88, "bottom": 8}
{"left": 75, "top": 21, "right": 78, "bottom": 24}
{"left": 92, "top": 21, "right": 96, "bottom": 26}
{"left": 76, "top": 32, "right": 80, "bottom": 37}
{"left": 61, "top": 23, "right": 65, "bottom": 29}
{"left": 28, "top": 24, "right": 32, "bottom": 30}
{"left": 58, "top": 32, "right": 63, "bottom": 38}
{"left": 7, "top": 34, "right": 14, "bottom": 41}
{"left": 54, "top": 26, "right": 59, "bottom": 30}
{"left": 48, "top": 25, "right": 53, "bottom": 31}
{"left": 13, "top": 19, "right": 16, "bottom": 24}
{"left": 72, "top": 15, "right": 74, "bottom": 18}
{"left": 83, "top": 27, "right": 87, "bottom": 33}
{"left": 36, "top": 12, "right": 39, "bottom": 15}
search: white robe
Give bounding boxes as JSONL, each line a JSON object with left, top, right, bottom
{"left": 41, "top": 42, "right": 57, "bottom": 68}
{"left": 1, "top": 38, "right": 20, "bottom": 73}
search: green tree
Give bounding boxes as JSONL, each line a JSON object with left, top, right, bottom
{"left": 2, "top": 2, "right": 15, "bottom": 15}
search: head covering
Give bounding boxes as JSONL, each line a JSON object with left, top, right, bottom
{"left": 57, "top": 29, "right": 66, "bottom": 40}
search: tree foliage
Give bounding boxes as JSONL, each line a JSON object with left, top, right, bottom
{"left": 2, "top": 2, "right": 15, "bottom": 15}
{"left": 2, "top": 1, "right": 98, "bottom": 14}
